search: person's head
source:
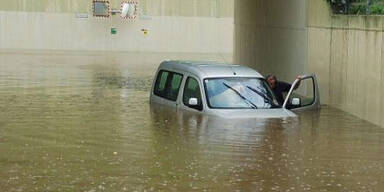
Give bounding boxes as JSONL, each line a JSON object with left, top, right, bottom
{"left": 266, "top": 74, "right": 277, "bottom": 88}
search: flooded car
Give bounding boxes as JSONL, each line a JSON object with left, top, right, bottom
{"left": 150, "top": 60, "right": 320, "bottom": 118}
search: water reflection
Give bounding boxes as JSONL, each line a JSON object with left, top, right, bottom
{"left": 0, "top": 51, "right": 383, "bottom": 191}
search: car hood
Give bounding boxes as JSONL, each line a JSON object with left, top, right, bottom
{"left": 206, "top": 108, "right": 297, "bottom": 119}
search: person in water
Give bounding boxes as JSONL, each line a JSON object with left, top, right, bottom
{"left": 266, "top": 74, "right": 301, "bottom": 106}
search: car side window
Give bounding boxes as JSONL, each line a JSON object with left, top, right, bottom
{"left": 154, "top": 70, "right": 183, "bottom": 101}
{"left": 156, "top": 71, "right": 169, "bottom": 92}
{"left": 169, "top": 73, "right": 183, "bottom": 100}
{"left": 183, "top": 77, "right": 203, "bottom": 111}
{"left": 287, "top": 77, "right": 315, "bottom": 109}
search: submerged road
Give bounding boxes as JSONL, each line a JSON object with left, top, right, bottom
{"left": 0, "top": 51, "right": 383, "bottom": 191}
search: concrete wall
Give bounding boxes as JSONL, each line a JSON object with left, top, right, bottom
{"left": 307, "top": 0, "right": 333, "bottom": 105}
{"left": 308, "top": 1, "right": 384, "bottom": 127}
{"left": 235, "top": 0, "right": 384, "bottom": 127}
{"left": 234, "top": 0, "right": 308, "bottom": 83}
{"left": 0, "top": 0, "right": 234, "bottom": 17}
{"left": 0, "top": 0, "right": 233, "bottom": 53}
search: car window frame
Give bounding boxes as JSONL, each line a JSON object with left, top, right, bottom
{"left": 182, "top": 76, "right": 203, "bottom": 111}
{"left": 153, "top": 70, "right": 184, "bottom": 102}
{"left": 283, "top": 74, "right": 320, "bottom": 111}
{"left": 288, "top": 76, "right": 316, "bottom": 108}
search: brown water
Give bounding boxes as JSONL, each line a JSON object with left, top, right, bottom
{"left": 0, "top": 51, "right": 383, "bottom": 192}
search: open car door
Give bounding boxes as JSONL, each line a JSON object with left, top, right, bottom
{"left": 283, "top": 74, "right": 320, "bottom": 111}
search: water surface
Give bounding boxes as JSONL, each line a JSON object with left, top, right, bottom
{"left": 0, "top": 51, "right": 383, "bottom": 192}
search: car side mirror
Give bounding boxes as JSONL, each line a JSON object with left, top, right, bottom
{"left": 188, "top": 98, "right": 198, "bottom": 106}
{"left": 291, "top": 97, "right": 301, "bottom": 106}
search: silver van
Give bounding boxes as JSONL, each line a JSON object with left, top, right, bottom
{"left": 150, "top": 60, "right": 320, "bottom": 118}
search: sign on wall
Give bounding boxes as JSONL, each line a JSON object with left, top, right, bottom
{"left": 121, "top": 1, "right": 138, "bottom": 19}
{"left": 93, "top": 0, "right": 110, "bottom": 17}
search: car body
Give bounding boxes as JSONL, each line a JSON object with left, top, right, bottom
{"left": 150, "top": 60, "right": 320, "bottom": 119}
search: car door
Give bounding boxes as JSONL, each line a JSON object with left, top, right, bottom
{"left": 151, "top": 70, "right": 184, "bottom": 109}
{"left": 282, "top": 74, "right": 320, "bottom": 111}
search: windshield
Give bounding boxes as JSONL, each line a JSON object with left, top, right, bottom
{"left": 204, "top": 77, "right": 280, "bottom": 109}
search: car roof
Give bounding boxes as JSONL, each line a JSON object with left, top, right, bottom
{"left": 159, "top": 60, "right": 264, "bottom": 79}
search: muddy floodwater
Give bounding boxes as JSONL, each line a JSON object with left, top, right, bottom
{"left": 0, "top": 51, "right": 384, "bottom": 192}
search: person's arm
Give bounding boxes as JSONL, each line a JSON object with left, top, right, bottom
{"left": 280, "top": 82, "right": 292, "bottom": 92}
{"left": 280, "top": 76, "right": 301, "bottom": 92}
{"left": 293, "top": 76, "right": 302, "bottom": 90}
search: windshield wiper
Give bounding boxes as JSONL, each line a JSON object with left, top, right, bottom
{"left": 223, "top": 82, "right": 258, "bottom": 109}
{"left": 246, "top": 86, "right": 279, "bottom": 108}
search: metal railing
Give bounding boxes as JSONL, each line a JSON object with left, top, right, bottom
{"left": 329, "top": 0, "right": 384, "bottom": 15}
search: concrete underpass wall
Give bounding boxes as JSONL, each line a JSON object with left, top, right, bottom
{"left": 308, "top": 1, "right": 384, "bottom": 127}
{"left": 235, "top": 0, "right": 384, "bottom": 127}
{"left": 234, "top": 0, "right": 308, "bottom": 84}
{"left": 0, "top": 0, "right": 233, "bottom": 53}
